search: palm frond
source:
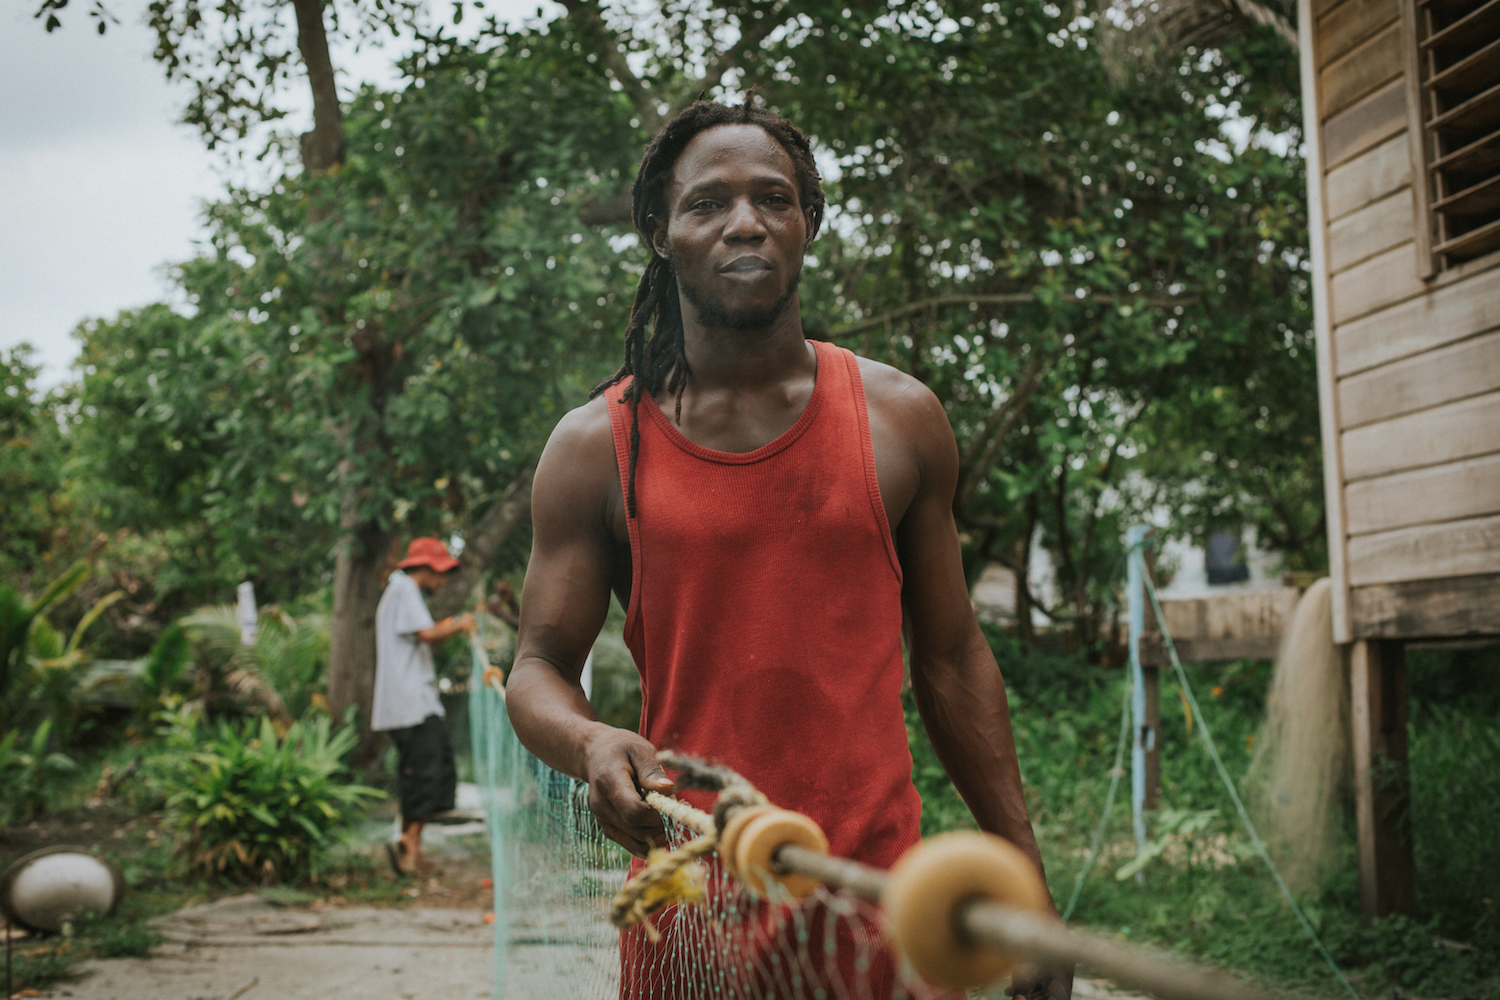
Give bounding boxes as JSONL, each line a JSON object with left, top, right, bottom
{"left": 181, "top": 605, "right": 255, "bottom": 664}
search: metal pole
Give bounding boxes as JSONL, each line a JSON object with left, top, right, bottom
{"left": 1126, "top": 525, "right": 1150, "bottom": 869}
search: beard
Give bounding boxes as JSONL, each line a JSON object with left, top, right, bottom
{"left": 677, "top": 265, "right": 802, "bottom": 332}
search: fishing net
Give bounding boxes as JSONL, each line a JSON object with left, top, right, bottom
{"left": 1243, "top": 578, "right": 1351, "bottom": 893}
{"left": 469, "top": 666, "right": 962, "bottom": 1000}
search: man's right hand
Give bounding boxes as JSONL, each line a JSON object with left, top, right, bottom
{"left": 582, "top": 726, "right": 676, "bottom": 857}
{"left": 418, "top": 612, "right": 478, "bottom": 646}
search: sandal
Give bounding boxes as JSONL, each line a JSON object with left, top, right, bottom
{"left": 385, "top": 841, "right": 409, "bottom": 877}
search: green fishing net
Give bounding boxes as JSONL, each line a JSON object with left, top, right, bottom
{"left": 468, "top": 662, "right": 954, "bottom": 1000}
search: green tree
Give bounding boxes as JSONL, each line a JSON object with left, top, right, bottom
{"left": 1, "top": 347, "right": 70, "bottom": 584}
{"left": 749, "top": 0, "right": 1316, "bottom": 639}
{"left": 60, "top": 0, "right": 1323, "bottom": 694}
{"left": 71, "top": 21, "right": 642, "bottom": 752}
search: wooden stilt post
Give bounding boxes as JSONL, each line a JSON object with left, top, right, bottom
{"left": 1350, "top": 639, "right": 1415, "bottom": 919}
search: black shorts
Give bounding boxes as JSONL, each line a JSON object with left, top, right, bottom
{"left": 388, "top": 714, "right": 456, "bottom": 820}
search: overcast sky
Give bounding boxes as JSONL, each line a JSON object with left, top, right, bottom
{"left": 1, "top": 5, "right": 219, "bottom": 388}
{"left": 0, "top": 0, "right": 557, "bottom": 390}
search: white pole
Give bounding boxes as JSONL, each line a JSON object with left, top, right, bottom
{"left": 236, "top": 581, "right": 258, "bottom": 647}
{"left": 1126, "top": 525, "right": 1149, "bottom": 871}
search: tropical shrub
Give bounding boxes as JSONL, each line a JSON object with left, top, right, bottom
{"left": 157, "top": 709, "right": 381, "bottom": 882}
{"left": 1, "top": 561, "right": 88, "bottom": 731}
{"left": 135, "top": 623, "right": 195, "bottom": 716}
{"left": 2, "top": 560, "right": 125, "bottom": 743}
{"left": 180, "top": 603, "right": 330, "bottom": 720}
{"left": 0, "top": 720, "right": 79, "bottom": 824}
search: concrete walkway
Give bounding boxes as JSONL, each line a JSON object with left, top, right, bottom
{"left": 37, "top": 894, "right": 497, "bottom": 1000}
{"left": 35, "top": 892, "right": 1149, "bottom": 1000}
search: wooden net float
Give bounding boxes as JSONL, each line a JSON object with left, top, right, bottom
{"left": 610, "top": 751, "right": 1285, "bottom": 1000}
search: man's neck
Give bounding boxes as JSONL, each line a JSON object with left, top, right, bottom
{"left": 678, "top": 296, "right": 813, "bottom": 392}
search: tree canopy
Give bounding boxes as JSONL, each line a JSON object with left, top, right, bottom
{"left": 28, "top": 0, "right": 1321, "bottom": 662}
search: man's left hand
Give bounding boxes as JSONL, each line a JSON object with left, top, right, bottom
{"left": 1007, "top": 965, "right": 1074, "bottom": 1000}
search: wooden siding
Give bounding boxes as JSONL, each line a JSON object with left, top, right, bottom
{"left": 1328, "top": 187, "right": 1415, "bottom": 272}
{"left": 1319, "top": 0, "right": 1400, "bottom": 65}
{"left": 1335, "top": 262, "right": 1500, "bottom": 375}
{"left": 1338, "top": 328, "right": 1500, "bottom": 427}
{"left": 1341, "top": 390, "right": 1500, "bottom": 480}
{"left": 1326, "top": 132, "right": 1411, "bottom": 220}
{"left": 1324, "top": 79, "right": 1408, "bottom": 167}
{"left": 1331, "top": 239, "right": 1426, "bottom": 323}
{"left": 1344, "top": 451, "right": 1500, "bottom": 534}
{"left": 1321, "top": 22, "right": 1405, "bottom": 118}
{"left": 1347, "top": 513, "right": 1500, "bottom": 586}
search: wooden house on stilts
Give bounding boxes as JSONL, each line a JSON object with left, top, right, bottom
{"left": 1296, "top": 0, "right": 1500, "bottom": 918}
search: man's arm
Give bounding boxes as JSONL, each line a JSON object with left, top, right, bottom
{"left": 890, "top": 387, "right": 1046, "bottom": 878}
{"left": 416, "top": 613, "right": 475, "bottom": 646}
{"left": 505, "top": 400, "right": 674, "bottom": 857}
{"left": 884, "top": 383, "right": 1072, "bottom": 999}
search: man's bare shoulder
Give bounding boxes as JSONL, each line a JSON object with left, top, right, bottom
{"left": 546, "top": 394, "right": 614, "bottom": 454}
{"left": 853, "top": 354, "right": 949, "bottom": 431}
{"left": 534, "top": 395, "right": 619, "bottom": 517}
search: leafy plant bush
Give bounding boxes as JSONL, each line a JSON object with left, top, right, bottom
{"left": 1, "top": 561, "right": 88, "bottom": 719}
{"left": 2, "top": 559, "right": 125, "bottom": 747}
{"left": 0, "top": 719, "right": 78, "bottom": 824}
{"left": 156, "top": 708, "right": 381, "bottom": 882}
{"left": 136, "top": 623, "right": 195, "bottom": 713}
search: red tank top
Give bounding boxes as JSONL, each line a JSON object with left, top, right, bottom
{"left": 606, "top": 339, "right": 922, "bottom": 868}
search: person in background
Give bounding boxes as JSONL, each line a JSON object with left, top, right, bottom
{"left": 373, "top": 536, "right": 476, "bottom": 874}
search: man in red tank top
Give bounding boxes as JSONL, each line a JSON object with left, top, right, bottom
{"left": 507, "top": 96, "right": 1071, "bottom": 1000}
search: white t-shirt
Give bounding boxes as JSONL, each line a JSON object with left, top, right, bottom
{"left": 371, "top": 571, "right": 445, "bottom": 731}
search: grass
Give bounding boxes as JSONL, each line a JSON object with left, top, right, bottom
{"left": 909, "top": 631, "right": 1500, "bottom": 999}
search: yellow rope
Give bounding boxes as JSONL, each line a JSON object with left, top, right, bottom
{"left": 609, "top": 762, "right": 768, "bottom": 934}
{"left": 609, "top": 834, "right": 717, "bottom": 937}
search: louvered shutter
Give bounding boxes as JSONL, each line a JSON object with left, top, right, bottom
{"left": 1409, "top": 0, "right": 1500, "bottom": 269}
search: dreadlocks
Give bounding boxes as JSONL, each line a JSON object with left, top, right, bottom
{"left": 590, "top": 93, "right": 827, "bottom": 518}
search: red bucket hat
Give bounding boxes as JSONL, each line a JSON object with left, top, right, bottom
{"left": 397, "top": 537, "right": 460, "bottom": 573}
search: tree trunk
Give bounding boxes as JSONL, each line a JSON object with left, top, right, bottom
{"left": 429, "top": 467, "right": 536, "bottom": 621}
{"left": 328, "top": 520, "right": 395, "bottom": 769}
{"left": 291, "top": 0, "right": 344, "bottom": 173}
{"left": 291, "top": 0, "right": 378, "bottom": 762}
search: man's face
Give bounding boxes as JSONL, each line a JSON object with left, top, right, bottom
{"left": 410, "top": 567, "right": 448, "bottom": 594}
{"left": 653, "top": 124, "right": 813, "bottom": 331}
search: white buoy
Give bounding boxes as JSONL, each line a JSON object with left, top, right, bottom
{"left": 0, "top": 847, "right": 125, "bottom": 933}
